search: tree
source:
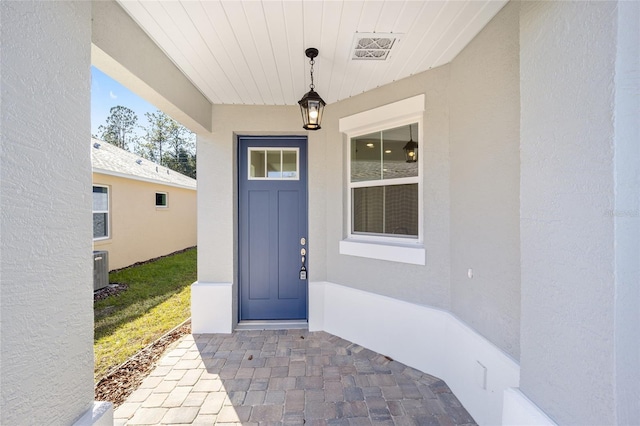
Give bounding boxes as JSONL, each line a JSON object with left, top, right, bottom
{"left": 96, "top": 106, "right": 139, "bottom": 150}
{"left": 163, "top": 149, "right": 196, "bottom": 179}
{"left": 138, "top": 110, "right": 196, "bottom": 178}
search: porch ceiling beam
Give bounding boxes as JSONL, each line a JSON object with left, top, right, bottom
{"left": 91, "top": 0, "right": 212, "bottom": 134}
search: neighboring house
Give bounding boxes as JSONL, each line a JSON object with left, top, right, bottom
{"left": 1, "top": 2, "right": 638, "bottom": 426}
{"left": 91, "top": 139, "right": 196, "bottom": 270}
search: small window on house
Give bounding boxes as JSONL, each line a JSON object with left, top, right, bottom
{"left": 93, "top": 185, "right": 109, "bottom": 240}
{"left": 156, "top": 192, "right": 168, "bottom": 207}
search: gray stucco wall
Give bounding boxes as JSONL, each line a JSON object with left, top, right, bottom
{"left": 449, "top": 1, "right": 521, "bottom": 360}
{"left": 519, "top": 1, "right": 620, "bottom": 424}
{"left": 322, "top": 65, "right": 452, "bottom": 310}
{"left": 323, "top": 1, "right": 521, "bottom": 359}
{"left": 0, "top": 1, "right": 95, "bottom": 423}
{"left": 614, "top": 2, "right": 640, "bottom": 422}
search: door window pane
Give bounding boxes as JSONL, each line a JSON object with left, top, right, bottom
{"left": 282, "top": 150, "right": 298, "bottom": 179}
{"left": 250, "top": 150, "right": 266, "bottom": 178}
{"left": 248, "top": 148, "right": 299, "bottom": 180}
{"left": 267, "top": 150, "right": 281, "bottom": 178}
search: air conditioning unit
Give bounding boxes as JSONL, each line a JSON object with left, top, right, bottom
{"left": 93, "top": 251, "right": 109, "bottom": 291}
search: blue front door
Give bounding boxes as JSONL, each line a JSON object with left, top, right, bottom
{"left": 238, "top": 136, "right": 308, "bottom": 320}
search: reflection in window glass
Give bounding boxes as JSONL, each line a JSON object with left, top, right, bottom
{"left": 382, "top": 124, "right": 418, "bottom": 180}
{"left": 267, "top": 150, "right": 281, "bottom": 178}
{"left": 282, "top": 150, "right": 297, "bottom": 179}
{"left": 351, "top": 131, "right": 382, "bottom": 182}
{"left": 349, "top": 122, "right": 419, "bottom": 239}
{"left": 250, "top": 150, "right": 266, "bottom": 178}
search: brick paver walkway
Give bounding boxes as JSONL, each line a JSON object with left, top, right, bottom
{"left": 115, "top": 329, "right": 476, "bottom": 425}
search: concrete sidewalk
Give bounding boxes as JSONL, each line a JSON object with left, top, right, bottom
{"left": 115, "top": 329, "right": 476, "bottom": 425}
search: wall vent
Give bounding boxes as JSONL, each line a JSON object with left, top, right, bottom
{"left": 352, "top": 33, "right": 401, "bottom": 61}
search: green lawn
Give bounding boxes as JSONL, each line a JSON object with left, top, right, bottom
{"left": 94, "top": 247, "right": 196, "bottom": 381}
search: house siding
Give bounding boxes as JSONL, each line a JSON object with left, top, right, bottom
{"left": 0, "top": 1, "right": 95, "bottom": 424}
{"left": 93, "top": 173, "right": 197, "bottom": 270}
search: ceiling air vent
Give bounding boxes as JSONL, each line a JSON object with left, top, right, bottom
{"left": 352, "top": 33, "right": 400, "bottom": 61}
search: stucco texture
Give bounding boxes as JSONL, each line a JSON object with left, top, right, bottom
{"left": 519, "top": 1, "right": 630, "bottom": 424}
{"left": 93, "top": 173, "right": 197, "bottom": 270}
{"left": 1, "top": 1, "right": 95, "bottom": 424}
{"left": 322, "top": 66, "right": 452, "bottom": 311}
{"left": 449, "top": 1, "right": 521, "bottom": 360}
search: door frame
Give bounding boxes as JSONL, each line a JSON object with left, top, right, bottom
{"left": 237, "top": 135, "right": 309, "bottom": 322}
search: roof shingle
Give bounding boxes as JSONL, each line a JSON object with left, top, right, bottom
{"left": 91, "top": 138, "right": 196, "bottom": 190}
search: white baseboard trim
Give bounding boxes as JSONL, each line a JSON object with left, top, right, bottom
{"left": 191, "top": 281, "right": 233, "bottom": 334}
{"left": 502, "top": 388, "right": 557, "bottom": 425}
{"left": 309, "top": 281, "right": 521, "bottom": 425}
{"left": 72, "top": 401, "right": 113, "bottom": 426}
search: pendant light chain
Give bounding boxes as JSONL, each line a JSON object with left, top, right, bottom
{"left": 309, "top": 57, "right": 316, "bottom": 90}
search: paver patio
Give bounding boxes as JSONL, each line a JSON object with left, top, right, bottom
{"left": 115, "top": 329, "right": 476, "bottom": 425}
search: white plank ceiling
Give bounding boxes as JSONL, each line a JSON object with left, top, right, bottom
{"left": 118, "top": 0, "right": 508, "bottom": 106}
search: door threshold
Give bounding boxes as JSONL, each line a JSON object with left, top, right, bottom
{"left": 235, "top": 320, "right": 308, "bottom": 331}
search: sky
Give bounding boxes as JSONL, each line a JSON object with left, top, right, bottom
{"left": 91, "top": 66, "right": 158, "bottom": 139}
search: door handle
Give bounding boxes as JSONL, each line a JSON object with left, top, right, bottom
{"left": 299, "top": 238, "right": 308, "bottom": 280}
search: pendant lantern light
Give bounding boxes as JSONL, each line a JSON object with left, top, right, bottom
{"left": 403, "top": 124, "right": 418, "bottom": 163}
{"left": 298, "top": 48, "right": 326, "bottom": 131}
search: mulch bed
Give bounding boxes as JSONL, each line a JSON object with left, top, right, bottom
{"left": 93, "top": 249, "right": 196, "bottom": 408}
{"left": 94, "top": 320, "right": 191, "bottom": 408}
{"left": 94, "top": 283, "right": 129, "bottom": 302}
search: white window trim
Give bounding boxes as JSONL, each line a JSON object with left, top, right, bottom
{"left": 93, "top": 184, "right": 110, "bottom": 241}
{"left": 156, "top": 192, "right": 168, "bottom": 208}
{"left": 247, "top": 147, "right": 300, "bottom": 181}
{"left": 339, "top": 95, "right": 426, "bottom": 265}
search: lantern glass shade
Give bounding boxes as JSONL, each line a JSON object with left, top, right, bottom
{"left": 298, "top": 89, "right": 326, "bottom": 131}
{"left": 403, "top": 139, "right": 418, "bottom": 163}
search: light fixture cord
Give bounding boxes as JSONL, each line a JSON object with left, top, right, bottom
{"left": 309, "top": 58, "right": 315, "bottom": 90}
